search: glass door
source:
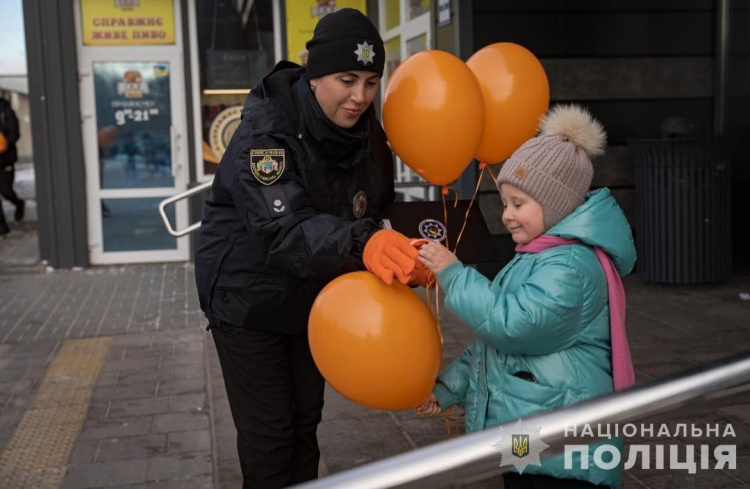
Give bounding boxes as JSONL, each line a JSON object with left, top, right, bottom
{"left": 75, "top": 0, "right": 189, "bottom": 264}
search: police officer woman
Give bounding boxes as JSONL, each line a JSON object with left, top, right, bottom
{"left": 195, "top": 9, "right": 424, "bottom": 488}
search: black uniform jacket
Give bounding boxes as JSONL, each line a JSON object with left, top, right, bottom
{"left": 195, "top": 62, "right": 395, "bottom": 335}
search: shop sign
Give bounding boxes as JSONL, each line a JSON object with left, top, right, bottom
{"left": 81, "top": 0, "right": 175, "bottom": 45}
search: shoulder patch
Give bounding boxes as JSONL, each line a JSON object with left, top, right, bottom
{"left": 250, "top": 149, "right": 285, "bottom": 185}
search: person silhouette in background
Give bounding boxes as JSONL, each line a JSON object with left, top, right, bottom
{"left": 0, "top": 94, "right": 24, "bottom": 237}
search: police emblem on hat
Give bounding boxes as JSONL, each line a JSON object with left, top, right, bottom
{"left": 354, "top": 41, "right": 376, "bottom": 66}
{"left": 352, "top": 190, "right": 367, "bottom": 218}
{"left": 419, "top": 219, "right": 447, "bottom": 242}
{"left": 250, "top": 149, "right": 285, "bottom": 185}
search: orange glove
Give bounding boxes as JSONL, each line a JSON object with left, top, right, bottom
{"left": 410, "top": 261, "right": 435, "bottom": 288}
{"left": 363, "top": 229, "right": 419, "bottom": 285}
{"left": 409, "top": 239, "right": 435, "bottom": 288}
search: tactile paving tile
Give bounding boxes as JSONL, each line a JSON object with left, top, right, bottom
{"left": 0, "top": 337, "right": 111, "bottom": 487}
{"left": 31, "top": 382, "right": 96, "bottom": 409}
{"left": 0, "top": 467, "right": 66, "bottom": 489}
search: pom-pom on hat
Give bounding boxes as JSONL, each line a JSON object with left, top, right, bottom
{"left": 496, "top": 104, "right": 607, "bottom": 229}
{"left": 305, "top": 8, "right": 385, "bottom": 79}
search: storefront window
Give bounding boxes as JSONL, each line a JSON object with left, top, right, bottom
{"left": 406, "top": 33, "right": 427, "bottom": 56}
{"left": 196, "top": 0, "right": 275, "bottom": 176}
{"left": 384, "top": 36, "right": 401, "bottom": 83}
{"left": 384, "top": 0, "right": 400, "bottom": 30}
{"left": 94, "top": 61, "right": 174, "bottom": 189}
{"left": 408, "top": 0, "right": 429, "bottom": 20}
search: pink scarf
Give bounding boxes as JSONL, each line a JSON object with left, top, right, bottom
{"left": 516, "top": 235, "right": 635, "bottom": 392}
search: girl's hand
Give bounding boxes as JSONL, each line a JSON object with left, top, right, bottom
{"left": 418, "top": 241, "right": 458, "bottom": 277}
{"left": 416, "top": 393, "right": 442, "bottom": 416}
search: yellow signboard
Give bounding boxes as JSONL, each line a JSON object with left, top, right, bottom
{"left": 81, "top": 0, "right": 175, "bottom": 46}
{"left": 286, "top": 0, "right": 368, "bottom": 65}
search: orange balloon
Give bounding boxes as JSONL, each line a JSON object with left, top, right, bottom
{"left": 383, "top": 50, "right": 484, "bottom": 186}
{"left": 308, "top": 272, "right": 441, "bottom": 410}
{"left": 467, "top": 43, "right": 550, "bottom": 164}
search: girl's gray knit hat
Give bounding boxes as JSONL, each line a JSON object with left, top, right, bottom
{"left": 496, "top": 104, "right": 607, "bottom": 229}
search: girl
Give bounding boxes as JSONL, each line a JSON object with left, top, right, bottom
{"left": 417, "top": 105, "right": 636, "bottom": 489}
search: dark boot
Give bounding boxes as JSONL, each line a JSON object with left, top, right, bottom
{"left": 14, "top": 200, "right": 24, "bottom": 222}
{"left": 0, "top": 215, "right": 9, "bottom": 237}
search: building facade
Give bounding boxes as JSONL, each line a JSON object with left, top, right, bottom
{"left": 22, "top": 0, "right": 749, "bottom": 273}
{"left": 23, "top": 0, "right": 468, "bottom": 268}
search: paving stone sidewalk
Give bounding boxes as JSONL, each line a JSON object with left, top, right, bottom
{"left": 0, "top": 261, "right": 749, "bottom": 488}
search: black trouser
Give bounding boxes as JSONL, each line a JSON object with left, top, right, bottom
{"left": 503, "top": 473, "right": 606, "bottom": 489}
{"left": 0, "top": 164, "right": 22, "bottom": 234}
{"left": 212, "top": 328, "right": 326, "bottom": 489}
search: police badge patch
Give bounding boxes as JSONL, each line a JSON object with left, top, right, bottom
{"left": 250, "top": 149, "right": 285, "bottom": 185}
{"left": 419, "top": 219, "right": 447, "bottom": 242}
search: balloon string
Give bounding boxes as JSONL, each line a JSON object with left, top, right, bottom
{"left": 453, "top": 164, "right": 486, "bottom": 256}
{"left": 435, "top": 283, "right": 442, "bottom": 360}
{"left": 433, "top": 188, "right": 461, "bottom": 437}
{"left": 443, "top": 408, "right": 463, "bottom": 437}
{"left": 435, "top": 169, "right": 488, "bottom": 437}
{"left": 440, "top": 187, "right": 450, "bottom": 250}
{"left": 482, "top": 161, "right": 499, "bottom": 187}
{"left": 425, "top": 279, "right": 443, "bottom": 369}
{"left": 426, "top": 277, "right": 462, "bottom": 438}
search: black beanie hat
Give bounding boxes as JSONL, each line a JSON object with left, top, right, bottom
{"left": 305, "top": 8, "right": 385, "bottom": 79}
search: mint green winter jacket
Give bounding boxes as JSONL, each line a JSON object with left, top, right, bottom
{"left": 433, "top": 188, "right": 636, "bottom": 488}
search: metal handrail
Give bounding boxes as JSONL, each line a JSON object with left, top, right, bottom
{"left": 292, "top": 352, "right": 750, "bottom": 489}
{"left": 158, "top": 180, "right": 442, "bottom": 237}
{"left": 158, "top": 180, "right": 213, "bottom": 237}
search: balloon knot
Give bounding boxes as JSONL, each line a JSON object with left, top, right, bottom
{"left": 478, "top": 161, "right": 487, "bottom": 169}
{"left": 441, "top": 186, "right": 450, "bottom": 195}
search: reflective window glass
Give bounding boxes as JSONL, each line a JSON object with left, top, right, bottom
{"left": 94, "top": 61, "right": 174, "bottom": 189}
{"left": 197, "top": 0, "right": 274, "bottom": 176}
{"left": 101, "top": 198, "right": 177, "bottom": 252}
{"left": 384, "top": 36, "right": 402, "bottom": 84}
{"left": 408, "top": 0, "right": 430, "bottom": 20}
{"left": 385, "top": 0, "right": 400, "bottom": 30}
{"left": 406, "top": 33, "right": 427, "bottom": 56}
